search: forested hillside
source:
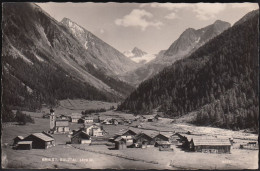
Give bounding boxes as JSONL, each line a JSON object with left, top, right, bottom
{"left": 1, "top": 3, "right": 134, "bottom": 121}
{"left": 118, "top": 10, "right": 259, "bottom": 132}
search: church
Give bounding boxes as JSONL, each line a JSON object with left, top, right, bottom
{"left": 50, "top": 109, "right": 70, "bottom": 134}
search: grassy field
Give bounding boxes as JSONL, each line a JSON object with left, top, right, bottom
{"left": 2, "top": 99, "right": 258, "bottom": 169}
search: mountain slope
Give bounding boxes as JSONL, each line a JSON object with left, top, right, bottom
{"left": 1, "top": 2, "right": 134, "bottom": 114}
{"left": 61, "top": 18, "right": 139, "bottom": 75}
{"left": 118, "top": 10, "right": 259, "bottom": 131}
{"left": 121, "top": 20, "right": 231, "bottom": 86}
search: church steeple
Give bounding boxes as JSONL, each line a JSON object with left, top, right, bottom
{"left": 50, "top": 109, "right": 55, "bottom": 130}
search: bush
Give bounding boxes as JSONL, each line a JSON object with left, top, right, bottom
{"left": 15, "top": 110, "right": 34, "bottom": 125}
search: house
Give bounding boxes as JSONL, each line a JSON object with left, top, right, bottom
{"left": 13, "top": 136, "right": 24, "bottom": 145}
{"left": 114, "top": 137, "right": 127, "bottom": 150}
{"left": 134, "top": 133, "right": 153, "bottom": 148}
{"left": 55, "top": 119, "right": 70, "bottom": 133}
{"left": 153, "top": 133, "right": 169, "bottom": 142}
{"left": 84, "top": 124, "right": 104, "bottom": 137}
{"left": 170, "top": 133, "right": 185, "bottom": 146}
{"left": 189, "top": 138, "right": 231, "bottom": 153}
{"left": 155, "top": 141, "right": 173, "bottom": 151}
{"left": 23, "top": 133, "right": 55, "bottom": 149}
{"left": 16, "top": 141, "right": 32, "bottom": 150}
{"left": 70, "top": 113, "right": 82, "bottom": 123}
{"left": 71, "top": 130, "right": 91, "bottom": 144}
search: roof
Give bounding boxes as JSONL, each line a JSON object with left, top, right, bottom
{"left": 114, "top": 137, "right": 125, "bottom": 142}
{"left": 56, "top": 120, "right": 69, "bottom": 126}
{"left": 14, "top": 136, "right": 24, "bottom": 140}
{"left": 71, "top": 113, "right": 82, "bottom": 119}
{"left": 72, "top": 130, "right": 90, "bottom": 139}
{"left": 120, "top": 129, "right": 137, "bottom": 136}
{"left": 153, "top": 133, "right": 169, "bottom": 139}
{"left": 32, "top": 133, "right": 54, "bottom": 142}
{"left": 192, "top": 138, "right": 231, "bottom": 146}
{"left": 17, "top": 141, "right": 32, "bottom": 145}
{"left": 134, "top": 133, "right": 153, "bottom": 141}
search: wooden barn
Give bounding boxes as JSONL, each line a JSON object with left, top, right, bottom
{"left": 189, "top": 138, "right": 231, "bottom": 153}
{"left": 114, "top": 137, "right": 127, "bottom": 150}
{"left": 16, "top": 141, "right": 32, "bottom": 150}
{"left": 120, "top": 129, "right": 137, "bottom": 146}
{"left": 71, "top": 130, "right": 91, "bottom": 144}
{"left": 13, "top": 136, "right": 24, "bottom": 145}
{"left": 23, "top": 133, "right": 55, "bottom": 149}
{"left": 134, "top": 133, "right": 153, "bottom": 148}
{"left": 153, "top": 133, "right": 169, "bottom": 142}
{"left": 170, "top": 133, "right": 187, "bottom": 146}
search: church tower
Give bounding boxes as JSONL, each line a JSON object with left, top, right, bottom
{"left": 50, "top": 109, "right": 56, "bottom": 130}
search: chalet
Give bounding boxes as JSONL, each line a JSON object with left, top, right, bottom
{"left": 84, "top": 124, "right": 104, "bottom": 137}
{"left": 16, "top": 141, "right": 32, "bottom": 150}
{"left": 70, "top": 113, "right": 82, "bottom": 123}
{"left": 134, "top": 133, "right": 153, "bottom": 148}
{"left": 153, "top": 133, "right": 169, "bottom": 142}
{"left": 189, "top": 138, "right": 231, "bottom": 153}
{"left": 170, "top": 133, "right": 185, "bottom": 146}
{"left": 13, "top": 136, "right": 24, "bottom": 145}
{"left": 155, "top": 141, "right": 173, "bottom": 151}
{"left": 71, "top": 130, "right": 91, "bottom": 144}
{"left": 23, "top": 133, "right": 55, "bottom": 149}
{"left": 55, "top": 119, "right": 70, "bottom": 133}
{"left": 114, "top": 137, "right": 127, "bottom": 150}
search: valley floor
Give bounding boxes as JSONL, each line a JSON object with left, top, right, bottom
{"left": 2, "top": 99, "right": 258, "bottom": 169}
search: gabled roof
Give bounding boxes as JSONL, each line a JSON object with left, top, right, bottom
{"left": 192, "top": 138, "right": 231, "bottom": 146}
{"left": 153, "top": 133, "right": 169, "bottom": 140}
{"left": 71, "top": 113, "right": 82, "bottom": 119}
{"left": 32, "top": 133, "right": 54, "bottom": 142}
{"left": 72, "top": 130, "right": 90, "bottom": 139}
{"left": 114, "top": 137, "right": 126, "bottom": 142}
{"left": 14, "top": 136, "right": 24, "bottom": 140}
{"left": 121, "top": 129, "right": 137, "bottom": 136}
{"left": 134, "top": 133, "right": 153, "bottom": 141}
{"left": 56, "top": 120, "right": 69, "bottom": 126}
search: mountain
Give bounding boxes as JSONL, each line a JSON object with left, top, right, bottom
{"left": 121, "top": 20, "right": 231, "bottom": 86}
{"left": 2, "top": 2, "right": 134, "bottom": 115}
{"left": 123, "top": 47, "right": 155, "bottom": 64}
{"left": 131, "top": 47, "right": 147, "bottom": 57}
{"left": 118, "top": 10, "right": 259, "bottom": 132}
{"left": 61, "top": 18, "right": 139, "bottom": 75}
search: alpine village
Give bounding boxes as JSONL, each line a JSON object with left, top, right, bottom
{"left": 1, "top": 2, "right": 259, "bottom": 170}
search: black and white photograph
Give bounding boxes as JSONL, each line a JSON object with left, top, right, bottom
{"left": 1, "top": 1, "right": 259, "bottom": 169}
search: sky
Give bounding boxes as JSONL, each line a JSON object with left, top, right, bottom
{"left": 37, "top": 3, "right": 258, "bottom": 54}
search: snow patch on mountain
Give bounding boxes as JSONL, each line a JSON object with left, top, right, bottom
{"left": 10, "top": 44, "right": 33, "bottom": 64}
{"left": 34, "top": 54, "right": 45, "bottom": 62}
